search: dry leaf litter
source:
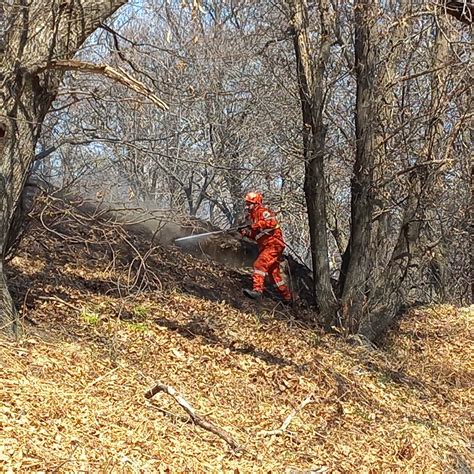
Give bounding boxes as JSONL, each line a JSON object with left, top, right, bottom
{"left": 1, "top": 201, "right": 472, "bottom": 472}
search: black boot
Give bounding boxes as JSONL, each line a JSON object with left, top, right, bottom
{"left": 243, "top": 289, "right": 263, "bottom": 300}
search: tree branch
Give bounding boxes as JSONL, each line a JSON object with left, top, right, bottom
{"left": 44, "top": 59, "right": 169, "bottom": 111}
{"left": 258, "top": 395, "right": 314, "bottom": 437}
{"left": 443, "top": 1, "right": 474, "bottom": 24}
{"left": 34, "top": 139, "right": 96, "bottom": 161}
{"left": 145, "top": 381, "right": 240, "bottom": 451}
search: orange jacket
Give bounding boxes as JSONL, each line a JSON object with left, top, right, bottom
{"left": 246, "top": 204, "right": 285, "bottom": 249}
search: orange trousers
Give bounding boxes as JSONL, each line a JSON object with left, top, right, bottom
{"left": 253, "top": 245, "right": 292, "bottom": 301}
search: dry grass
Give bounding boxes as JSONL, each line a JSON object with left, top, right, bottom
{"left": 1, "top": 205, "right": 472, "bottom": 472}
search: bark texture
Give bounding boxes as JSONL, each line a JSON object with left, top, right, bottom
{"left": 289, "top": 0, "right": 336, "bottom": 327}
{"left": 339, "top": 0, "right": 377, "bottom": 332}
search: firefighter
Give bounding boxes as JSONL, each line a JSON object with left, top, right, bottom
{"left": 239, "top": 192, "right": 293, "bottom": 303}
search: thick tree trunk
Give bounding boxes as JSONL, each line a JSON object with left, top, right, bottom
{"left": 339, "top": 1, "right": 377, "bottom": 332}
{"left": 358, "top": 191, "right": 421, "bottom": 340}
{"left": 0, "top": 81, "right": 41, "bottom": 333}
{"left": 354, "top": 12, "right": 454, "bottom": 340}
{"left": 0, "top": 0, "right": 128, "bottom": 333}
{"left": 290, "top": 0, "right": 336, "bottom": 327}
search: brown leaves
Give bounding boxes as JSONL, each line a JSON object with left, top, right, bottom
{"left": 2, "top": 202, "right": 472, "bottom": 471}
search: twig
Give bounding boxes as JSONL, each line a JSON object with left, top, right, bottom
{"left": 145, "top": 381, "right": 240, "bottom": 451}
{"left": 21, "top": 288, "right": 32, "bottom": 319}
{"left": 84, "top": 366, "right": 120, "bottom": 390}
{"left": 38, "top": 296, "right": 81, "bottom": 312}
{"left": 259, "top": 394, "right": 314, "bottom": 437}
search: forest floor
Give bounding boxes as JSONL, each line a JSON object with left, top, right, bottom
{"left": 1, "top": 200, "right": 472, "bottom": 472}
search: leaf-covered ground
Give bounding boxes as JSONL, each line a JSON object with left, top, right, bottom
{"left": 1, "top": 203, "right": 472, "bottom": 472}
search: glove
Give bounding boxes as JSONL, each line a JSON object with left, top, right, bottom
{"left": 239, "top": 226, "right": 251, "bottom": 237}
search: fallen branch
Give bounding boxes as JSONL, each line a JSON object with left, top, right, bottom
{"left": 259, "top": 394, "right": 314, "bottom": 437}
{"left": 38, "top": 295, "right": 81, "bottom": 312}
{"left": 145, "top": 381, "right": 240, "bottom": 451}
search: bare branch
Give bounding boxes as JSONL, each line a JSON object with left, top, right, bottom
{"left": 258, "top": 394, "right": 314, "bottom": 437}
{"left": 45, "top": 59, "right": 169, "bottom": 111}
{"left": 145, "top": 381, "right": 240, "bottom": 451}
{"left": 442, "top": 1, "right": 474, "bottom": 24}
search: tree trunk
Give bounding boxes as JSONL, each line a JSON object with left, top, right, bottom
{"left": 289, "top": 0, "right": 336, "bottom": 327}
{"left": 0, "top": 233, "right": 17, "bottom": 335}
{"left": 339, "top": 0, "right": 377, "bottom": 332}
{"left": 0, "top": 0, "right": 128, "bottom": 333}
{"left": 356, "top": 11, "right": 455, "bottom": 340}
{"left": 358, "top": 190, "right": 421, "bottom": 340}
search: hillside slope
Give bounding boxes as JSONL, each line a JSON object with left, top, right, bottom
{"left": 1, "top": 202, "right": 472, "bottom": 472}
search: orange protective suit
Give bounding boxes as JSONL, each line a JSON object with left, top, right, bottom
{"left": 241, "top": 203, "right": 292, "bottom": 302}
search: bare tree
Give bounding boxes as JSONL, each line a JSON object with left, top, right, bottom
{"left": 287, "top": 0, "right": 336, "bottom": 326}
{"left": 0, "top": 0, "right": 133, "bottom": 333}
{"left": 285, "top": 0, "right": 471, "bottom": 338}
